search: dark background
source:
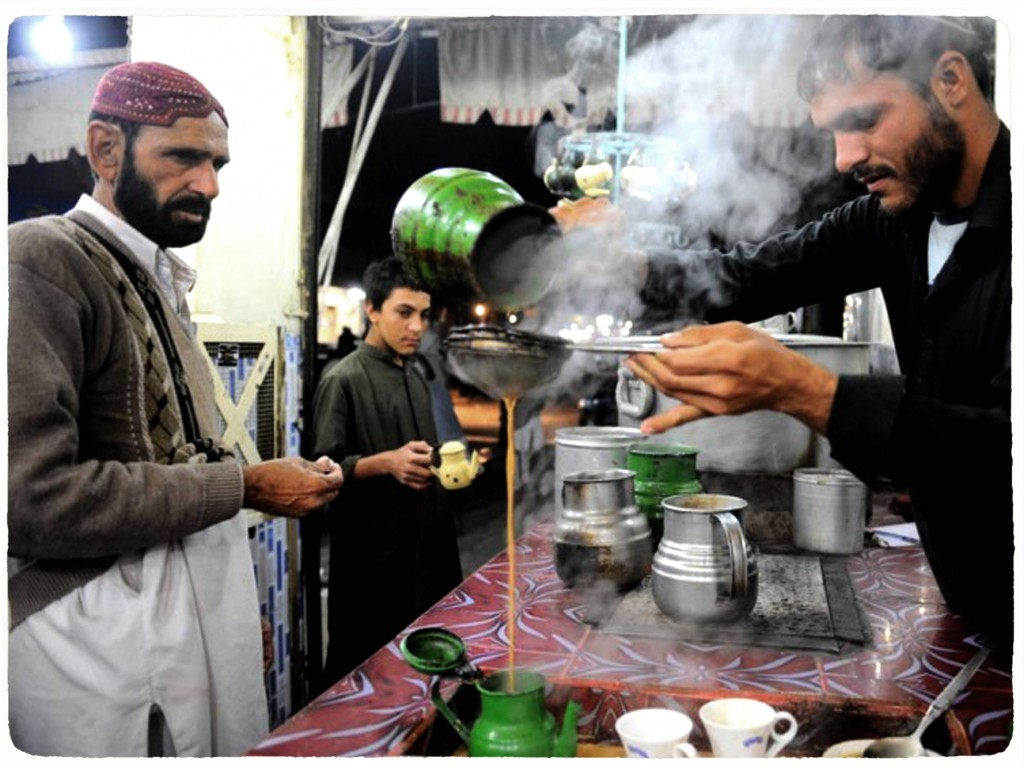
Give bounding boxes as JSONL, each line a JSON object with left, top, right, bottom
{"left": 318, "top": 25, "right": 862, "bottom": 340}
{"left": 316, "top": 19, "right": 869, "bottom": 291}
{"left": 318, "top": 31, "right": 560, "bottom": 287}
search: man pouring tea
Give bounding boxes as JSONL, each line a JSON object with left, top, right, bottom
{"left": 563, "top": 16, "right": 1011, "bottom": 654}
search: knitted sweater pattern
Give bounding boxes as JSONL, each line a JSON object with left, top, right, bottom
{"left": 7, "top": 212, "right": 244, "bottom": 628}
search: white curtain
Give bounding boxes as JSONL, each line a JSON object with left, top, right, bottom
{"left": 437, "top": 15, "right": 816, "bottom": 131}
{"left": 438, "top": 17, "right": 618, "bottom": 128}
{"left": 6, "top": 49, "right": 126, "bottom": 165}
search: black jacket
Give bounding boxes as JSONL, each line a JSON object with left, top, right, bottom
{"left": 312, "top": 343, "right": 463, "bottom": 682}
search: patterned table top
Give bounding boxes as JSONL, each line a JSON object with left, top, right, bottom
{"left": 248, "top": 522, "right": 1015, "bottom": 758}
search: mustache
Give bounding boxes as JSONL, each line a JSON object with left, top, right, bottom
{"left": 851, "top": 163, "right": 896, "bottom": 186}
{"left": 168, "top": 194, "right": 212, "bottom": 217}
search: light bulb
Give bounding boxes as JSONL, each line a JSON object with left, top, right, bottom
{"left": 31, "top": 16, "right": 73, "bottom": 63}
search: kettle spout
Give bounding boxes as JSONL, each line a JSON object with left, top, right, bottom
{"left": 554, "top": 700, "right": 581, "bottom": 757}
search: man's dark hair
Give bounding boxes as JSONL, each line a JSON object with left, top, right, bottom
{"left": 88, "top": 110, "right": 143, "bottom": 147}
{"left": 796, "top": 15, "right": 994, "bottom": 103}
{"left": 363, "top": 256, "right": 428, "bottom": 310}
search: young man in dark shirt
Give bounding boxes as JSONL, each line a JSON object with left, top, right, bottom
{"left": 312, "top": 257, "right": 463, "bottom": 685}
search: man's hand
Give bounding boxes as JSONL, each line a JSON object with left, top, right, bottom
{"left": 242, "top": 456, "right": 343, "bottom": 518}
{"left": 387, "top": 440, "right": 436, "bottom": 490}
{"left": 548, "top": 197, "right": 625, "bottom": 235}
{"left": 624, "top": 321, "right": 838, "bottom": 435}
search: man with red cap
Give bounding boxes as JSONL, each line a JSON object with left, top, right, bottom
{"left": 7, "top": 61, "right": 344, "bottom": 757}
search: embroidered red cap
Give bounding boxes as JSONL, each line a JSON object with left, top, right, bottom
{"left": 91, "top": 61, "right": 228, "bottom": 128}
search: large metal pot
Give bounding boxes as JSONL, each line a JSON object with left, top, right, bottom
{"left": 616, "top": 334, "right": 871, "bottom": 474}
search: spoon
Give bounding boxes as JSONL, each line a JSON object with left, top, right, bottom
{"left": 863, "top": 647, "right": 990, "bottom": 758}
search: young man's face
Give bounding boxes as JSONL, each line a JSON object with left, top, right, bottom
{"left": 809, "top": 59, "right": 965, "bottom": 215}
{"left": 114, "top": 113, "right": 230, "bottom": 247}
{"left": 365, "top": 287, "right": 431, "bottom": 357}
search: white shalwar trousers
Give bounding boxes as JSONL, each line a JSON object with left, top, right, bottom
{"left": 8, "top": 516, "right": 268, "bottom": 757}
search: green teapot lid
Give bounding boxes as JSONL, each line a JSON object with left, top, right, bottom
{"left": 400, "top": 627, "right": 468, "bottom": 675}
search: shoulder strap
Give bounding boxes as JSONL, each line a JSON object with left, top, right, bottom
{"left": 64, "top": 212, "right": 204, "bottom": 449}
{"left": 8, "top": 215, "right": 226, "bottom": 631}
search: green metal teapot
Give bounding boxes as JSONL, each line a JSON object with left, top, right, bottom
{"left": 390, "top": 168, "right": 563, "bottom": 311}
{"left": 400, "top": 627, "right": 580, "bottom": 757}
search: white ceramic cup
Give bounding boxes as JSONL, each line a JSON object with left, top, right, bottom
{"left": 615, "top": 708, "right": 699, "bottom": 758}
{"left": 698, "top": 698, "right": 798, "bottom": 758}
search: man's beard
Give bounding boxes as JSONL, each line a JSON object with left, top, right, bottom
{"left": 113, "top": 150, "right": 211, "bottom": 248}
{"left": 863, "top": 98, "right": 966, "bottom": 218}
{"left": 901, "top": 97, "right": 966, "bottom": 214}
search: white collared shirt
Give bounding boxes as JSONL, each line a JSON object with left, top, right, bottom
{"left": 73, "top": 194, "right": 197, "bottom": 315}
{"left": 927, "top": 208, "right": 970, "bottom": 287}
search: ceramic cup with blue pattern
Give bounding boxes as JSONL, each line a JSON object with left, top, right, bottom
{"left": 699, "top": 698, "right": 798, "bottom": 758}
{"left": 614, "top": 708, "right": 698, "bottom": 758}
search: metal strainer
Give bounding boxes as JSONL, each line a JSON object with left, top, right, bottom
{"left": 444, "top": 325, "right": 571, "bottom": 400}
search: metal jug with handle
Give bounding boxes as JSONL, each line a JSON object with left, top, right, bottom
{"left": 652, "top": 494, "right": 758, "bottom": 623}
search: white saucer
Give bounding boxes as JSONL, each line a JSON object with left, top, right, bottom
{"left": 822, "top": 739, "right": 941, "bottom": 758}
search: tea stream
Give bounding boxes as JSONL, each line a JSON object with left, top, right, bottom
{"left": 503, "top": 395, "right": 518, "bottom": 692}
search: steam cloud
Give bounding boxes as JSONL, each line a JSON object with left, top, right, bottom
{"left": 522, "top": 15, "right": 842, "bottom": 399}
{"left": 623, "top": 15, "right": 833, "bottom": 240}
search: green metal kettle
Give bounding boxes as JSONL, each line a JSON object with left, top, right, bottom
{"left": 401, "top": 627, "right": 580, "bottom": 757}
{"left": 390, "top": 168, "right": 563, "bottom": 311}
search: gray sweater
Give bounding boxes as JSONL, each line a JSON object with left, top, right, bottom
{"left": 7, "top": 211, "right": 244, "bottom": 626}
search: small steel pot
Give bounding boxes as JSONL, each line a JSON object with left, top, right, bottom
{"left": 554, "top": 426, "right": 646, "bottom": 518}
{"left": 553, "top": 468, "right": 652, "bottom": 592}
{"left": 792, "top": 468, "right": 869, "bottom": 554}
